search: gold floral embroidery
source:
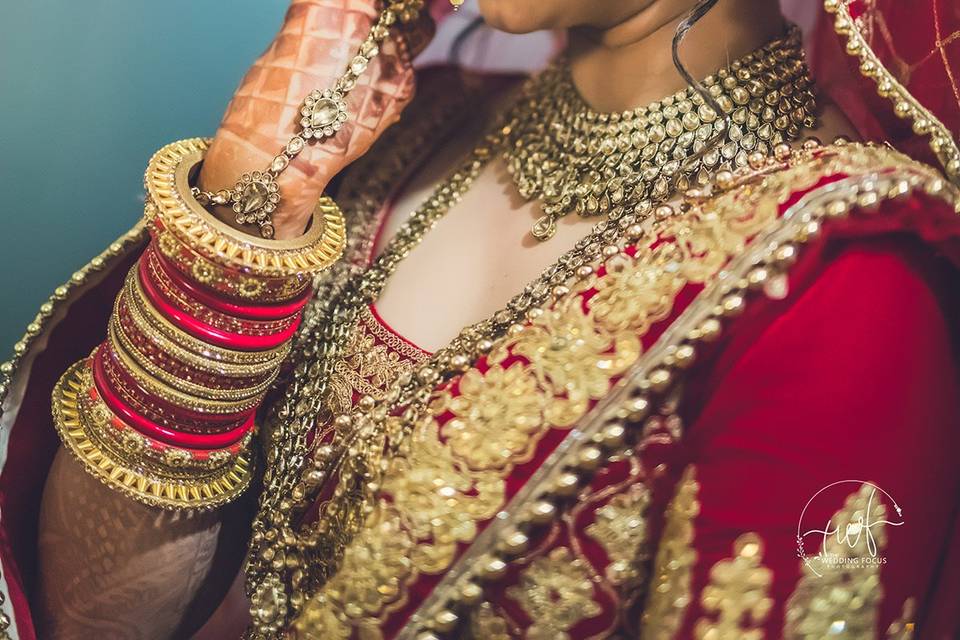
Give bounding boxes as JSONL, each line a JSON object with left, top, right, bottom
{"left": 695, "top": 532, "right": 773, "bottom": 640}
{"left": 507, "top": 546, "right": 602, "bottom": 640}
{"left": 885, "top": 598, "right": 916, "bottom": 640}
{"left": 784, "top": 483, "right": 889, "bottom": 639}
{"left": 383, "top": 418, "right": 504, "bottom": 574}
{"left": 327, "top": 308, "right": 428, "bottom": 415}
{"left": 640, "top": 465, "right": 700, "bottom": 640}
{"left": 585, "top": 484, "right": 652, "bottom": 589}
{"left": 443, "top": 362, "right": 546, "bottom": 471}
{"left": 469, "top": 602, "right": 513, "bottom": 640}
{"left": 294, "top": 504, "right": 413, "bottom": 640}
{"left": 510, "top": 298, "right": 641, "bottom": 427}
{"left": 589, "top": 249, "right": 685, "bottom": 334}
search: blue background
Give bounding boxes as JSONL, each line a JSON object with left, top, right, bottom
{"left": 0, "top": 1, "right": 287, "bottom": 352}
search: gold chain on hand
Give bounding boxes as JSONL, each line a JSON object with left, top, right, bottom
{"left": 192, "top": 1, "right": 426, "bottom": 239}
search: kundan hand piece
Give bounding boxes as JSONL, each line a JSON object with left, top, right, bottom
{"left": 193, "top": 0, "right": 426, "bottom": 238}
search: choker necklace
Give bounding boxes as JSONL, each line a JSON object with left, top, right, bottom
{"left": 502, "top": 27, "right": 816, "bottom": 240}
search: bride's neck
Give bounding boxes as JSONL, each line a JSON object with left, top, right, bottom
{"left": 567, "top": 0, "right": 786, "bottom": 113}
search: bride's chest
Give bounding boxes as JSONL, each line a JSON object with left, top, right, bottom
{"left": 372, "top": 157, "right": 600, "bottom": 353}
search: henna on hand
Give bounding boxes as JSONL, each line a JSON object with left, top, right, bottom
{"left": 200, "top": 0, "right": 434, "bottom": 239}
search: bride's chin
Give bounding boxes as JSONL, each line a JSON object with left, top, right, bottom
{"left": 475, "top": 0, "right": 556, "bottom": 34}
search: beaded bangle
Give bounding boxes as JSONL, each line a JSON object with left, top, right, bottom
{"left": 152, "top": 245, "right": 315, "bottom": 320}
{"left": 111, "top": 316, "right": 271, "bottom": 392}
{"left": 54, "top": 360, "right": 253, "bottom": 510}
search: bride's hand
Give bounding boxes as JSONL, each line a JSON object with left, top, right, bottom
{"left": 199, "top": 0, "right": 434, "bottom": 239}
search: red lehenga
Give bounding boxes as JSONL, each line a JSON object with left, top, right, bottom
{"left": 1, "top": 1, "right": 960, "bottom": 639}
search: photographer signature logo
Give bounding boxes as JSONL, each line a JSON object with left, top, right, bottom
{"left": 796, "top": 480, "right": 904, "bottom": 578}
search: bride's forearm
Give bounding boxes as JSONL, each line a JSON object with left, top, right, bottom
{"left": 38, "top": 450, "right": 225, "bottom": 639}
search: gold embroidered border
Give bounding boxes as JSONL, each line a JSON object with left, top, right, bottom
{"left": 825, "top": 0, "right": 960, "bottom": 182}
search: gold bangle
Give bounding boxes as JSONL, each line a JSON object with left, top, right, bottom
{"left": 145, "top": 138, "right": 346, "bottom": 281}
{"left": 102, "top": 337, "right": 264, "bottom": 414}
{"left": 76, "top": 368, "right": 250, "bottom": 475}
{"left": 108, "top": 321, "right": 278, "bottom": 403}
{"left": 52, "top": 360, "right": 254, "bottom": 510}
{"left": 112, "top": 308, "right": 281, "bottom": 382}
{"left": 122, "top": 271, "right": 290, "bottom": 369}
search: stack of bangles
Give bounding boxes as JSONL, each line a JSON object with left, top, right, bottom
{"left": 51, "top": 138, "right": 346, "bottom": 509}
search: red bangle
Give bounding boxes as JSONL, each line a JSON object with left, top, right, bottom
{"left": 114, "top": 310, "right": 272, "bottom": 391}
{"left": 92, "top": 355, "right": 254, "bottom": 449}
{"left": 95, "top": 345, "right": 254, "bottom": 433}
{"left": 138, "top": 261, "right": 303, "bottom": 351}
{"left": 142, "top": 252, "right": 301, "bottom": 338}
{"left": 153, "top": 246, "right": 313, "bottom": 319}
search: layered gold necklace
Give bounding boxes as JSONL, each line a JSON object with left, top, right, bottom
{"left": 244, "top": 29, "right": 816, "bottom": 637}
{"left": 504, "top": 27, "right": 814, "bottom": 239}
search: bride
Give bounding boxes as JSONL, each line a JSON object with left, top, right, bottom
{"left": 1, "top": 0, "right": 957, "bottom": 637}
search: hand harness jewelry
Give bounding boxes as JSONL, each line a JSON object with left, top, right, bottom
{"left": 192, "top": 1, "right": 425, "bottom": 238}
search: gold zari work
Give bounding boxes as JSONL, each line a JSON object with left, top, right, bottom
{"left": 640, "top": 466, "right": 701, "bottom": 640}
{"left": 585, "top": 484, "right": 652, "bottom": 589}
{"left": 506, "top": 547, "right": 602, "bottom": 639}
{"left": 695, "top": 533, "right": 773, "bottom": 640}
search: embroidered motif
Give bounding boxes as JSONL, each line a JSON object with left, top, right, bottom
{"left": 509, "top": 298, "right": 642, "bottom": 427}
{"left": 327, "top": 307, "right": 428, "bottom": 415}
{"left": 585, "top": 484, "right": 652, "bottom": 589}
{"left": 695, "top": 532, "right": 773, "bottom": 640}
{"left": 506, "top": 547, "right": 602, "bottom": 639}
{"left": 469, "top": 602, "right": 514, "bottom": 640}
{"left": 294, "top": 504, "right": 413, "bottom": 639}
{"left": 784, "top": 483, "right": 889, "bottom": 639}
{"left": 640, "top": 465, "right": 701, "bottom": 639}
{"left": 443, "top": 360, "right": 547, "bottom": 471}
{"left": 382, "top": 418, "right": 505, "bottom": 574}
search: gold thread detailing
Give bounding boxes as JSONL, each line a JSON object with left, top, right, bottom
{"left": 885, "top": 598, "right": 916, "bottom": 640}
{"left": 145, "top": 138, "right": 346, "bottom": 280}
{"left": 509, "top": 297, "right": 642, "bottom": 428}
{"left": 51, "top": 360, "right": 253, "bottom": 510}
{"left": 292, "top": 504, "right": 414, "bottom": 639}
{"left": 825, "top": 0, "right": 960, "bottom": 182}
{"left": 585, "top": 484, "right": 652, "bottom": 590}
{"left": 506, "top": 547, "right": 602, "bottom": 639}
{"left": 695, "top": 533, "right": 773, "bottom": 640}
{"left": 0, "top": 222, "right": 146, "bottom": 403}
{"left": 326, "top": 308, "right": 427, "bottom": 416}
{"left": 469, "top": 602, "right": 513, "bottom": 640}
{"left": 784, "top": 483, "right": 889, "bottom": 639}
{"left": 443, "top": 361, "right": 546, "bottom": 471}
{"left": 640, "top": 465, "right": 700, "bottom": 639}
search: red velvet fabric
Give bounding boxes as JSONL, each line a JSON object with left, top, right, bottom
{"left": 677, "top": 226, "right": 960, "bottom": 637}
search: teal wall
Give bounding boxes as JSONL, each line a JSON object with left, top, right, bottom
{"left": 0, "top": 1, "right": 286, "bottom": 352}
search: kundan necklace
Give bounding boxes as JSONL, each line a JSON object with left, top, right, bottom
{"left": 504, "top": 27, "right": 815, "bottom": 240}
{"left": 244, "top": 27, "right": 817, "bottom": 637}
